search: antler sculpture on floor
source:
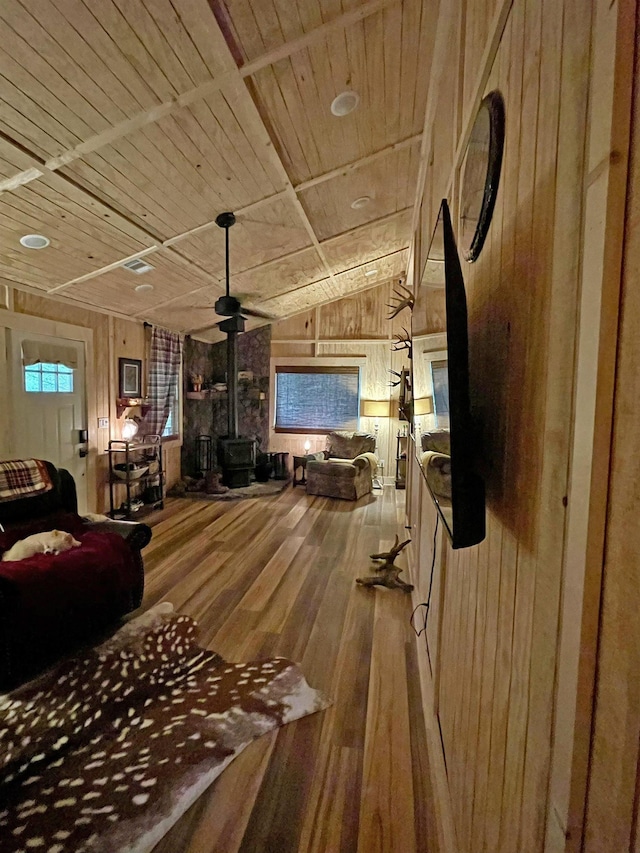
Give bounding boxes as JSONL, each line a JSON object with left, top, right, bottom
{"left": 356, "top": 534, "right": 414, "bottom": 592}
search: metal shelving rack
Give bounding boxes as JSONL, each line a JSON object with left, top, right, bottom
{"left": 108, "top": 436, "right": 165, "bottom": 519}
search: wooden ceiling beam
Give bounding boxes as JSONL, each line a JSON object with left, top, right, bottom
{"left": 238, "top": 0, "right": 401, "bottom": 77}
{"left": 293, "top": 134, "right": 422, "bottom": 193}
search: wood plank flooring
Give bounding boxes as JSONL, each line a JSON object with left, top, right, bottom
{"left": 140, "top": 485, "right": 438, "bottom": 853}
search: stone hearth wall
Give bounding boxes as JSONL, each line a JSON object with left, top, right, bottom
{"left": 182, "top": 327, "right": 271, "bottom": 477}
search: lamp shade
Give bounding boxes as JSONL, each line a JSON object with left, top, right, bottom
{"left": 362, "top": 400, "right": 391, "bottom": 418}
{"left": 413, "top": 396, "right": 434, "bottom": 416}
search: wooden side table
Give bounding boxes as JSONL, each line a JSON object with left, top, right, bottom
{"left": 292, "top": 455, "right": 308, "bottom": 486}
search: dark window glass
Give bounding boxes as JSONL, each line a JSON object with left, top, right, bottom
{"left": 275, "top": 367, "right": 360, "bottom": 433}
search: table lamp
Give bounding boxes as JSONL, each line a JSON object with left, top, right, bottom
{"left": 362, "top": 400, "right": 391, "bottom": 438}
{"left": 413, "top": 396, "right": 434, "bottom": 432}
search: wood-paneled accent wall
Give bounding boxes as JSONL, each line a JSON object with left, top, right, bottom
{"left": 269, "top": 280, "right": 416, "bottom": 479}
{"left": 6, "top": 290, "right": 182, "bottom": 511}
{"left": 582, "top": 1, "right": 640, "bottom": 849}
{"left": 407, "top": 0, "right": 635, "bottom": 851}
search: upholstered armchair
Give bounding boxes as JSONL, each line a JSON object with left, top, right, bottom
{"left": 306, "top": 431, "right": 378, "bottom": 501}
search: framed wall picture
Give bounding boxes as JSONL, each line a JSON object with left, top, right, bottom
{"left": 119, "top": 357, "right": 142, "bottom": 398}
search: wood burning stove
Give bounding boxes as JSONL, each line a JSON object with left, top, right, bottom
{"left": 217, "top": 437, "right": 256, "bottom": 488}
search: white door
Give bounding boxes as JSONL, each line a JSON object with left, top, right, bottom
{"left": 7, "top": 329, "right": 88, "bottom": 513}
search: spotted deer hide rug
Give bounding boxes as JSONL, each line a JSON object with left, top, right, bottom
{"left": 0, "top": 603, "right": 330, "bottom": 853}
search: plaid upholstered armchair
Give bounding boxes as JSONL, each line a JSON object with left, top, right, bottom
{"left": 306, "top": 431, "right": 378, "bottom": 501}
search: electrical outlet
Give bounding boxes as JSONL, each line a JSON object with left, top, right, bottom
{"left": 98, "top": 417, "right": 109, "bottom": 429}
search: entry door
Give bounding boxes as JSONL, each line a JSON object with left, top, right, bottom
{"left": 7, "top": 329, "right": 88, "bottom": 513}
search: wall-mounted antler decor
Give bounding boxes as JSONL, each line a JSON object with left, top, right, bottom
{"left": 388, "top": 367, "right": 412, "bottom": 421}
{"left": 386, "top": 280, "right": 415, "bottom": 319}
{"left": 391, "top": 327, "right": 412, "bottom": 360}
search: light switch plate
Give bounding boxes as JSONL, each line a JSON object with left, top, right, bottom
{"left": 98, "top": 417, "right": 109, "bottom": 429}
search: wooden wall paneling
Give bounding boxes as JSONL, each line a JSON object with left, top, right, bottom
{"left": 497, "top": 0, "right": 543, "bottom": 849}
{"left": 440, "top": 548, "right": 467, "bottom": 833}
{"left": 318, "top": 285, "right": 391, "bottom": 340}
{"left": 515, "top": 0, "right": 566, "bottom": 847}
{"left": 542, "top": 0, "right": 635, "bottom": 848}
{"left": 477, "top": 4, "right": 521, "bottom": 846}
{"left": 270, "top": 342, "right": 316, "bottom": 359}
{"left": 481, "top": 527, "right": 517, "bottom": 851}
{"left": 470, "top": 513, "right": 503, "bottom": 843}
{"left": 577, "top": 0, "right": 639, "bottom": 849}
{"left": 271, "top": 309, "right": 316, "bottom": 341}
{"left": 463, "top": 37, "right": 503, "bottom": 846}
{"left": 459, "top": 543, "right": 482, "bottom": 850}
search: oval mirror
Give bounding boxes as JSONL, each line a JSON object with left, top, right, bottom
{"left": 459, "top": 90, "right": 505, "bottom": 262}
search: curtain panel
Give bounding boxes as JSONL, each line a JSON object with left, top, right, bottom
{"left": 141, "top": 327, "right": 182, "bottom": 437}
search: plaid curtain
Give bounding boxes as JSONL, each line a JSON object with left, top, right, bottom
{"left": 141, "top": 327, "right": 182, "bottom": 437}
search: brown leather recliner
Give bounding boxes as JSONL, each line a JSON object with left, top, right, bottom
{"left": 306, "top": 431, "right": 378, "bottom": 501}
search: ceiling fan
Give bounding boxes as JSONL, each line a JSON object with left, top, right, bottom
{"left": 188, "top": 212, "right": 274, "bottom": 335}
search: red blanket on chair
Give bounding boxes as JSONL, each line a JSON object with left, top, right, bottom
{"left": 0, "top": 526, "right": 139, "bottom": 687}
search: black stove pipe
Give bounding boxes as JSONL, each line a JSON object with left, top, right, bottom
{"left": 227, "top": 327, "right": 238, "bottom": 439}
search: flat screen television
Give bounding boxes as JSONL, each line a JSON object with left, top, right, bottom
{"left": 411, "top": 199, "right": 485, "bottom": 548}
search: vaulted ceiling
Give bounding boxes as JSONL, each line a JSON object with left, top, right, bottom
{"left": 0, "top": 0, "right": 436, "bottom": 339}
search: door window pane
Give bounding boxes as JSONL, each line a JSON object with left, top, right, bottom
{"left": 24, "top": 363, "right": 75, "bottom": 393}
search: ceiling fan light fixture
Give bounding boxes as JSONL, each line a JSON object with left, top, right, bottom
{"left": 331, "top": 90, "right": 360, "bottom": 117}
{"left": 351, "top": 195, "right": 371, "bottom": 209}
{"left": 19, "top": 234, "right": 50, "bottom": 249}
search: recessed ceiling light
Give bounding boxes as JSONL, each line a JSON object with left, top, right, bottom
{"left": 365, "top": 269, "right": 378, "bottom": 277}
{"left": 122, "top": 258, "right": 155, "bottom": 274}
{"left": 134, "top": 283, "right": 154, "bottom": 293}
{"left": 351, "top": 195, "right": 371, "bottom": 209}
{"left": 330, "top": 90, "right": 360, "bottom": 117}
{"left": 19, "top": 234, "right": 50, "bottom": 249}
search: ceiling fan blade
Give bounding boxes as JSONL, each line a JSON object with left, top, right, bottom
{"left": 242, "top": 306, "right": 276, "bottom": 319}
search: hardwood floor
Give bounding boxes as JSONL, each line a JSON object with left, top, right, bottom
{"left": 140, "top": 485, "right": 438, "bottom": 853}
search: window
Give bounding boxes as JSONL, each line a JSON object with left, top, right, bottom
{"left": 161, "top": 375, "right": 179, "bottom": 439}
{"left": 24, "top": 362, "right": 74, "bottom": 393}
{"left": 275, "top": 366, "right": 360, "bottom": 433}
{"left": 430, "top": 359, "right": 450, "bottom": 428}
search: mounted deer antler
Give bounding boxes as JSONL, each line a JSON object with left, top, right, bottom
{"left": 388, "top": 368, "right": 403, "bottom": 388}
{"left": 386, "top": 281, "right": 415, "bottom": 319}
{"left": 391, "top": 327, "right": 412, "bottom": 359}
{"left": 356, "top": 534, "right": 413, "bottom": 592}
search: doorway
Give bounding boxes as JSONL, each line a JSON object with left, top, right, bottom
{"left": 4, "top": 328, "right": 88, "bottom": 513}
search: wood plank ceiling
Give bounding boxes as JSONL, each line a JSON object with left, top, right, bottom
{"left": 0, "top": 0, "right": 436, "bottom": 339}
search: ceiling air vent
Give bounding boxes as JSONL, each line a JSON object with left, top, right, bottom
{"left": 122, "top": 258, "right": 155, "bottom": 274}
